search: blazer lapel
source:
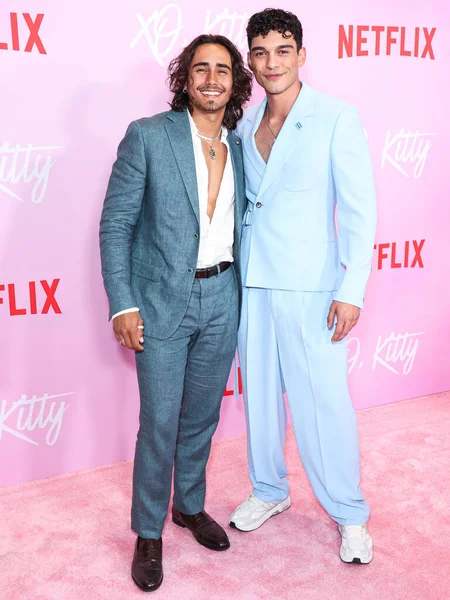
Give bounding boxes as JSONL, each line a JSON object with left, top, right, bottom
{"left": 165, "top": 110, "right": 200, "bottom": 223}
{"left": 257, "top": 82, "right": 315, "bottom": 200}
{"left": 228, "top": 132, "right": 244, "bottom": 228}
{"left": 243, "top": 100, "right": 267, "bottom": 178}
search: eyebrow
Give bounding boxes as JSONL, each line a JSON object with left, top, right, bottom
{"left": 251, "top": 44, "right": 295, "bottom": 53}
{"left": 192, "top": 61, "right": 232, "bottom": 70}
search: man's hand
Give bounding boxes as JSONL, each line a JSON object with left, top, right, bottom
{"left": 327, "top": 301, "right": 360, "bottom": 342}
{"left": 113, "top": 312, "right": 144, "bottom": 351}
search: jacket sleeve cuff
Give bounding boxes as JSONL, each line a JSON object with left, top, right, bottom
{"left": 334, "top": 267, "right": 370, "bottom": 309}
{"left": 111, "top": 307, "right": 140, "bottom": 320}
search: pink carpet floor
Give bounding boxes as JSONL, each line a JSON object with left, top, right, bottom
{"left": 1, "top": 392, "right": 450, "bottom": 600}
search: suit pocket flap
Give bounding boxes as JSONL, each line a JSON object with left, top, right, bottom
{"left": 131, "top": 258, "right": 163, "bottom": 282}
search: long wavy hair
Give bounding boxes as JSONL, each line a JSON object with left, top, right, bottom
{"left": 168, "top": 35, "right": 252, "bottom": 130}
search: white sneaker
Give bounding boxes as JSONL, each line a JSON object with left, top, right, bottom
{"left": 338, "top": 523, "right": 373, "bottom": 564}
{"left": 229, "top": 494, "right": 291, "bottom": 532}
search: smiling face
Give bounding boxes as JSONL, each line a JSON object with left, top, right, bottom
{"left": 186, "top": 43, "right": 234, "bottom": 116}
{"left": 248, "top": 29, "right": 306, "bottom": 96}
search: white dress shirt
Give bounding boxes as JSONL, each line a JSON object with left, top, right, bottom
{"left": 112, "top": 112, "right": 235, "bottom": 320}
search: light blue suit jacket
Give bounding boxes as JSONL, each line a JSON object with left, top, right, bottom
{"left": 237, "top": 82, "right": 376, "bottom": 308}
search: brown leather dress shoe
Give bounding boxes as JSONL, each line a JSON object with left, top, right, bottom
{"left": 131, "top": 536, "right": 163, "bottom": 592}
{"left": 172, "top": 507, "right": 230, "bottom": 551}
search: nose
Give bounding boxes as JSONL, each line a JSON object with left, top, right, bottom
{"left": 266, "top": 51, "right": 278, "bottom": 70}
{"left": 205, "top": 70, "right": 219, "bottom": 86}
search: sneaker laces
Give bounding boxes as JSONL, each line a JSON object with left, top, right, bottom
{"left": 344, "top": 524, "right": 367, "bottom": 538}
{"left": 246, "top": 494, "right": 275, "bottom": 508}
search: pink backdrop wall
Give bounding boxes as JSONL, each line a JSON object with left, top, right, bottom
{"left": 1, "top": 1, "right": 449, "bottom": 487}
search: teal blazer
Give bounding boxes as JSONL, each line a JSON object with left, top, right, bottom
{"left": 100, "top": 109, "right": 246, "bottom": 338}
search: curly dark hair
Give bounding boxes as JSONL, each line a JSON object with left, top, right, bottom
{"left": 247, "top": 8, "right": 303, "bottom": 51}
{"left": 168, "top": 34, "right": 252, "bottom": 130}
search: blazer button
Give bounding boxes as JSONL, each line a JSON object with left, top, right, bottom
{"left": 187, "top": 268, "right": 194, "bottom": 274}
{"left": 194, "top": 233, "right": 199, "bottom": 239}
{"left": 256, "top": 202, "right": 262, "bottom": 208}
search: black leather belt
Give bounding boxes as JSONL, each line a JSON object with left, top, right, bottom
{"left": 195, "top": 261, "right": 232, "bottom": 279}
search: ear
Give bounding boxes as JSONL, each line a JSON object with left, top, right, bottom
{"left": 247, "top": 51, "right": 254, "bottom": 72}
{"left": 298, "top": 47, "right": 306, "bottom": 68}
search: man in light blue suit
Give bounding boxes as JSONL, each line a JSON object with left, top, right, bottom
{"left": 100, "top": 36, "right": 251, "bottom": 591}
{"left": 229, "top": 9, "right": 377, "bottom": 564}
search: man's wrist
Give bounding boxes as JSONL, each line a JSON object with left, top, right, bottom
{"left": 112, "top": 307, "right": 140, "bottom": 320}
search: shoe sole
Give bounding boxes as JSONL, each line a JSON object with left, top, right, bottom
{"left": 229, "top": 498, "right": 291, "bottom": 532}
{"left": 339, "top": 549, "right": 373, "bottom": 565}
{"left": 340, "top": 556, "right": 372, "bottom": 565}
{"left": 131, "top": 573, "right": 164, "bottom": 592}
{"left": 172, "top": 517, "right": 230, "bottom": 551}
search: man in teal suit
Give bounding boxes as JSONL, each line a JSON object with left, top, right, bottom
{"left": 229, "top": 9, "right": 377, "bottom": 564}
{"left": 100, "top": 36, "right": 251, "bottom": 591}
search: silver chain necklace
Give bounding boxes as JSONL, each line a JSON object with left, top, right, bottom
{"left": 265, "top": 106, "right": 279, "bottom": 141}
{"left": 196, "top": 130, "right": 221, "bottom": 160}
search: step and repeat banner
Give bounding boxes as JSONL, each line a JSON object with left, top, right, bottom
{"left": 1, "top": 1, "right": 449, "bottom": 486}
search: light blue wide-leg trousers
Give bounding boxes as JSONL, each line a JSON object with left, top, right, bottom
{"left": 238, "top": 287, "right": 370, "bottom": 525}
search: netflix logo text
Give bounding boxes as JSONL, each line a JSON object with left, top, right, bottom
{"left": 0, "top": 13, "right": 46, "bottom": 54}
{"left": 0, "top": 279, "right": 62, "bottom": 316}
{"left": 373, "top": 240, "right": 425, "bottom": 270}
{"left": 338, "top": 25, "right": 436, "bottom": 59}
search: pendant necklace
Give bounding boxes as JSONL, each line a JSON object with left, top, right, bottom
{"left": 265, "top": 106, "right": 279, "bottom": 141}
{"left": 197, "top": 130, "right": 221, "bottom": 160}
